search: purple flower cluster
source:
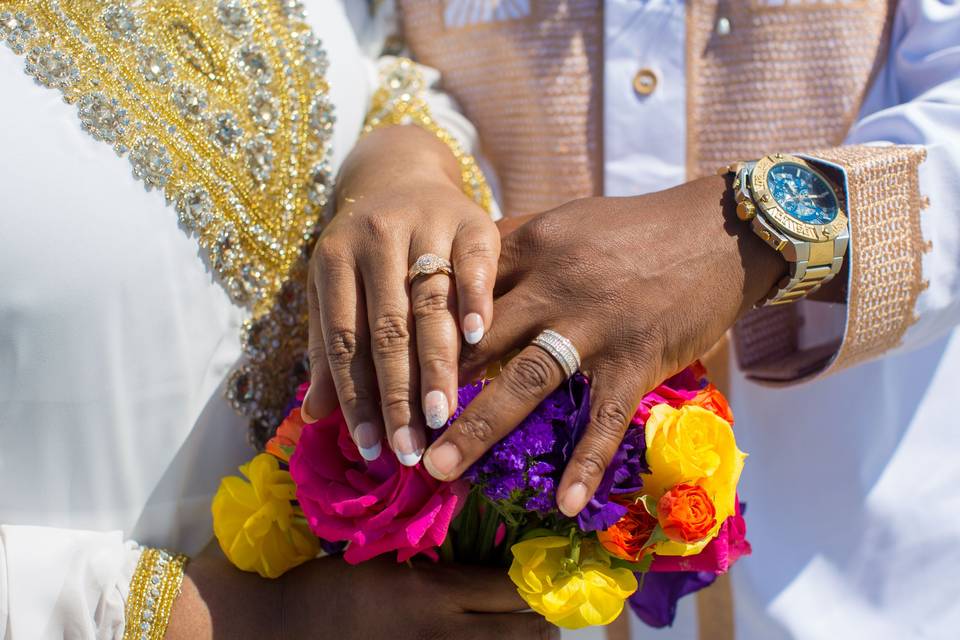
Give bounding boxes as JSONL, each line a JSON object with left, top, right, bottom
{"left": 458, "top": 377, "right": 585, "bottom": 514}
{"left": 452, "top": 375, "right": 646, "bottom": 527}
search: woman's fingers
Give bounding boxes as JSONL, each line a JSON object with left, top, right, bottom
{"left": 451, "top": 220, "right": 499, "bottom": 345}
{"left": 409, "top": 258, "right": 459, "bottom": 431}
{"left": 423, "top": 342, "right": 567, "bottom": 481}
{"left": 301, "top": 267, "right": 338, "bottom": 423}
{"left": 316, "top": 243, "right": 384, "bottom": 461}
{"left": 556, "top": 365, "right": 639, "bottom": 517}
{"left": 360, "top": 248, "right": 425, "bottom": 466}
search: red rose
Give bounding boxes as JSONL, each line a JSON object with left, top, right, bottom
{"left": 657, "top": 484, "right": 717, "bottom": 543}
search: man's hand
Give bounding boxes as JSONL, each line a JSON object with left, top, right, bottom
{"left": 169, "top": 545, "right": 556, "bottom": 639}
{"left": 423, "top": 175, "right": 784, "bottom": 517}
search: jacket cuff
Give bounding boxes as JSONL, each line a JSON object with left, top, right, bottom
{"left": 734, "top": 144, "right": 928, "bottom": 383}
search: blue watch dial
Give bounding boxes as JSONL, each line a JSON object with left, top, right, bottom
{"left": 767, "top": 162, "right": 839, "bottom": 224}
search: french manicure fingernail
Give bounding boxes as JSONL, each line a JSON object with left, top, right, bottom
{"left": 423, "top": 442, "right": 461, "bottom": 480}
{"left": 424, "top": 390, "right": 450, "bottom": 429}
{"left": 300, "top": 385, "right": 317, "bottom": 423}
{"left": 559, "top": 482, "right": 589, "bottom": 517}
{"left": 393, "top": 426, "right": 424, "bottom": 467}
{"left": 463, "top": 313, "right": 484, "bottom": 345}
{"left": 353, "top": 422, "right": 381, "bottom": 461}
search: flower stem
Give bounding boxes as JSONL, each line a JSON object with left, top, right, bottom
{"left": 476, "top": 498, "right": 501, "bottom": 563}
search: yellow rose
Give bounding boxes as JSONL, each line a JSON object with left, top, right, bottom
{"left": 212, "top": 453, "right": 319, "bottom": 578}
{"left": 509, "top": 536, "right": 637, "bottom": 629}
{"left": 641, "top": 404, "right": 746, "bottom": 556}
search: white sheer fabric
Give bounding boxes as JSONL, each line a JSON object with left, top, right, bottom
{"left": 0, "top": 0, "right": 485, "bottom": 636}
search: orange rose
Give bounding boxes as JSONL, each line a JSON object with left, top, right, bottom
{"left": 598, "top": 501, "right": 658, "bottom": 562}
{"left": 657, "top": 484, "right": 717, "bottom": 543}
{"left": 265, "top": 409, "right": 306, "bottom": 463}
{"left": 689, "top": 384, "right": 734, "bottom": 424}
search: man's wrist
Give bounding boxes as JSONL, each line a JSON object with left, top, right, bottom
{"left": 695, "top": 174, "right": 786, "bottom": 315}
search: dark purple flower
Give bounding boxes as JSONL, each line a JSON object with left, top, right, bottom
{"left": 576, "top": 424, "right": 648, "bottom": 531}
{"left": 628, "top": 571, "right": 717, "bottom": 628}
{"left": 455, "top": 376, "right": 590, "bottom": 515}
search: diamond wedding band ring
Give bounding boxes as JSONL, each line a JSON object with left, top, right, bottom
{"left": 408, "top": 253, "right": 454, "bottom": 284}
{"left": 531, "top": 329, "right": 581, "bottom": 378}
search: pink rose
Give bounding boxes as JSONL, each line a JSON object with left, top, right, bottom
{"left": 290, "top": 408, "right": 467, "bottom": 564}
{"left": 650, "top": 501, "right": 751, "bottom": 574}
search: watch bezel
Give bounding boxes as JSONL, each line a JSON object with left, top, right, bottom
{"left": 749, "top": 153, "right": 848, "bottom": 243}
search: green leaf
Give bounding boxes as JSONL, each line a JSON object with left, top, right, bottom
{"left": 519, "top": 527, "right": 563, "bottom": 541}
{"left": 644, "top": 526, "right": 671, "bottom": 547}
{"left": 610, "top": 554, "right": 654, "bottom": 574}
{"left": 639, "top": 494, "right": 659, "bottom": 517}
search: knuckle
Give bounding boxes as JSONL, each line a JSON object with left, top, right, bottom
{"left": 372, "top": 313, "right": 410, "bottom": 353}
{"left": 325, "top": 328, "right": 360, "bottom": 368}
{"left": 576, "top": 448, "right": 609, "bottom": 481}
{"left": 411, "top": 287, "right": 450, "bottom": 320}
{"left": 504, "top": 350, "right": 557, "bottom": 400}
{"left": 455, "top": 414, "right": 496, "bottom": 444}
{"left": 359, "top": 213, "right": 394, "bottom": 241}
{"left": 420, "top": 353, "right": 454, "bottom": 381}
{"left": 592, "top": 399, "right": 631, "bottom": 438}
{"left": 313, "top": 236, "right": 348, "bottom": 269}
{"left": 455, "top": 239, "right": 496, "bottom": 264}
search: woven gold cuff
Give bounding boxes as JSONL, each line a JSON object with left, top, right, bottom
{"left": 124, "top": 548, "right": 188, "bottom": 640}
{"left": 363, "top": 58, "right": 493, "bottom": 215}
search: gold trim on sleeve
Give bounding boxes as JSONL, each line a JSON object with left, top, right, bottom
{"left": 363, "top": 58, "right": 494, "bottom": 215}
{"left": 124, "top": 548, "right": 188, "bottom": 640}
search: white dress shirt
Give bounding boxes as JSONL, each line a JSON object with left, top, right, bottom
{"left": 587, "top": 1, "right": 960, "bottom": 639}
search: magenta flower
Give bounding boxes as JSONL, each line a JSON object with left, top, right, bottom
{"left": 290, "top": 408, "right": 468, "bottom": 564}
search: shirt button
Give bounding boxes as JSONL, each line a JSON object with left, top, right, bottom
{"left": 633, "top": 68, "right": 658, "bottom": 97}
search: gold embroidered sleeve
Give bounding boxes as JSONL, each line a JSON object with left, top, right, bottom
{"left": 124, "top": 548, "right": 188, "bottom": 640}
{"left": 734, "top": 144, "right": 929, "bottom": 383}
{"left": 363, "top": 58, "right": 493, "bottom": 215}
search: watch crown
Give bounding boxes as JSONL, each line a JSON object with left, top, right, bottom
{"left": 736, "top": 200, "right": 757, "bottom": 221}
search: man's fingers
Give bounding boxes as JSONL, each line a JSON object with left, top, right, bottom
{"left": 316, "top": 243, "right": 384, "bottom": 461}
{"left": 410, "top": 261, "right": 460, "bottom": 431}
{"left": 458, "top": 287, "right": 540, "bottom": 382}
{"left": 556, "top": 367, "right": 637, "bottom": 517}
{"left": 301, "top": 268, "right": 338, "bottom": 423}
{"left": 424, "top": 343, "right": 566, "bottom": 481}
{"left": 438, "top": 564, "right": 529, "bottom": 613}
{"left": 451, "top": 220, "right": 499, "bottom": 346}
{"left": 360, "top": 251, "right": 425, "bottom": 467}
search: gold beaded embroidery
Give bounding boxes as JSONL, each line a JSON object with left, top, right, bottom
{"left": 123, "top": 548, "right": 188, "bottom": 640}
{"left": 363, "top": 58, "right": 493, "bottom": 214}
{"left": 0, "top": 0, "right": 331, "bottom": 312}
{"left": 0, "top": 0, "right": 331, "bottom": 441}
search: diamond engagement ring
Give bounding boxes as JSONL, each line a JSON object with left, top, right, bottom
{"left": 408, "top": 253, "right": 454, "bottom": 284}
{"left": 531, "top": 329, "right": 581, "bottom": 378}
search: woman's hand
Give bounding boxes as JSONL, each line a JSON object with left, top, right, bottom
{"left": 170, "top": 545, "right": 554, "bottom": 639}
{"left": 423, "top": 175, "right": 784, "bottom": 517}
{"left": 301, "top": 124, "right": 498, "bottom": 467}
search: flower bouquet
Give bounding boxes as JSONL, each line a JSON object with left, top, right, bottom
{"left": 212, "top": 362, "right": 750, "bottom": 630}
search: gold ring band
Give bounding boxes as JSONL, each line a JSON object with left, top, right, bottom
{"left": 408, "top": 253, "right": 454, "bottom": 284}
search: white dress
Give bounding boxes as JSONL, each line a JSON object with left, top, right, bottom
{"left": 0, "top": 1, "right": 479, "bottom": 636}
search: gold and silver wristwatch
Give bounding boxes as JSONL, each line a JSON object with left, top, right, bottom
{"left": 722, "top": 153, "right": 850, "bottom": 307}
